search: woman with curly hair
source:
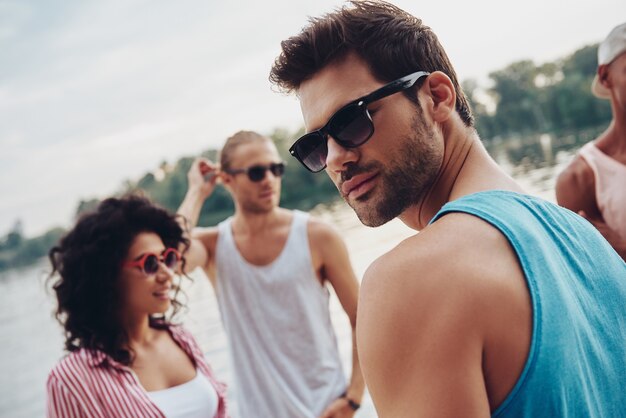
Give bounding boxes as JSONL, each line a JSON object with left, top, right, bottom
{"left": 46, "top": 194, "right": 228, "bottom": 418}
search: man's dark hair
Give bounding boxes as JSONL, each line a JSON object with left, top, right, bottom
{"left": 48, "top": 194, "right": 189, "bottom": 365}
{"left": 269, "top": 0, "right": 474, "bottom": 127}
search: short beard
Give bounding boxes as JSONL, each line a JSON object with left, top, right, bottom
{"left": 350, "top": 113, "right": 441, "bottom": 227}
{"left": 240, "top": 199, "right": 276, "bottom": 215}
{"left": 239, "top": 191, "right": 280, "bottom": 215}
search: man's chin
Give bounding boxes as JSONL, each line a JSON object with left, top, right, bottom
{"left": 355, "top": 210, "right": 393, "bottom": 227}
{"left": 347, "top": 198, "right": 394, "bottom": 228}
{"left": 245, "top": 202, "right": 276, "bottom": 214}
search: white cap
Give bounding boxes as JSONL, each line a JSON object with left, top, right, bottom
{"left": 592, "top": 22, "right": 626, "bottom": 99}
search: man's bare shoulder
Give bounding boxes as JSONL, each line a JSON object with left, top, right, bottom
{"left": 556, "top": 151, "right": 595, "bottom": 195}
{"left": 305, "top": 214, "right": 344, "bottom": 246}
{"left": 367, "top": 211, "right": 515, "bottom": 272}
{"left": 358, "top": 212, "right": 531, "bottom": 415}
{"left": 361, "top": 211, "right": 525, "bottom": 320}
{"left": 556, "top": 154, "right": 594, "bottom": 192}
{"left": 556, "top": 151, "right": 597, "bottom": 214}
{"left": 191, "top": 226, "right": 219, "bottom": 251}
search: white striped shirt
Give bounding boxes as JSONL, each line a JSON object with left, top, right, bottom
{"left": 46, "top": 325, "right": 228, "bottom": 418}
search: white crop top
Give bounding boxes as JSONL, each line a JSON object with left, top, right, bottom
{"left": 146, "top": 370, "right": 219, "bottom": 418}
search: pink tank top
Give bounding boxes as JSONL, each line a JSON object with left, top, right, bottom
{"left": 579, "top": 142, "right": 626, "bottom": 240}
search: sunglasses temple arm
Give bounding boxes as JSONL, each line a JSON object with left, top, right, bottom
{"left": 363, "top": 71, "right": 430, "bottom": 104}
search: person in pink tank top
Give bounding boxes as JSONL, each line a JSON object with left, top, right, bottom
{"left": 556, "top": 22, "right": 626, "bottom": 261}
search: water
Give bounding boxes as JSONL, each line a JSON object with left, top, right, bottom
{"left": 0, "top": 131, "right": 595, "bottom": 417}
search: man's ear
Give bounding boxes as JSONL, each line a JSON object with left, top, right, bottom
{"left": 423, "top": 71, "right": 456, "bottom": 123}
{"left": 220, "top": 172, "right": 233, "bottom": 189}
{"left": 598, "top": 64, "right": 611, "bottom": 88}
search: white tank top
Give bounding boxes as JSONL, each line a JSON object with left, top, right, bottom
{"left": 215, "top": 210, "right": 346, "bottom": 418}
{"left": 579, "top": 142, "right": 626, "bottom": 240}
{"left": 146, "top": 370, "right": 219, "bottom": 418}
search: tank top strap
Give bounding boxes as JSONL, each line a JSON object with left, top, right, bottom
{"left": 291, "top": 210, "right": 310, "bottom": 241}
{"left": 276, "top": 210, "right": 310, "bottom": 265}
{"left": 578, "top": 141, "right": 597, "bottom": 167}
{"left": 579, "top": 141, "right": 626, "bottom": 171}
{"left": 216, "top": 217, "right": 233, "bottom": 240}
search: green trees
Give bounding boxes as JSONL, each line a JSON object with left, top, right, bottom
{"left": 2, "top": 42, "right": 615, "bottom": 273}
{"left": 116, "top": 128, "right": 336, "bottom": 229}
{"left": 470, "top": 43, "right": 612, "bottom": 140}
{"left": 0, "top": 224, "right": 64, "bottom": 271}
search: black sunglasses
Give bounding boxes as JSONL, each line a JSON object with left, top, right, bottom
{"left": 289, "top": 70, "right": 430, "bottom": 173}
{"left": 225, "top": 162, "right": 286, "bottom": 182}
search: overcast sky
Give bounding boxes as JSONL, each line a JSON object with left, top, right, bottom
{"left": 1, "top": 0, "right": 625, "bottom": 236}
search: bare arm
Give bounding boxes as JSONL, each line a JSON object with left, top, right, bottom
{"left": 555, "top": 156, "right": 601, "bottom": 218}
{"left": 357, "top": 240, "right": 491, "bottom": 418}
{"left": 578, "top": 212, "right": 626, "bottom": 261}
{"left": 311, "top": 221, "right": 365, "bottom": 418}
{"left": 556, "top": 157, "right": 626, "bottom": 260}
{"left": 177, "top": 158, "right": 220, "bottom": 273}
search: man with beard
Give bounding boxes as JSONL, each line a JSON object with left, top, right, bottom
{"left": 177, "top": 130, "right": 364, "bottom": 418}
{"left": 269, "top": 1, "right": 626, "bottom": 417}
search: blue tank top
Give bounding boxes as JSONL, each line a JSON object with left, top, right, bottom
{"left": 431, "top": 190, "right": 626, "bottom": 418}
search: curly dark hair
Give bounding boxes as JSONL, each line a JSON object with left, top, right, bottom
{"left": 269, "top": 0, "right": 474, "bottom": 127}
{"left": 48, "top": 194, "right": 190, "bottom": 365}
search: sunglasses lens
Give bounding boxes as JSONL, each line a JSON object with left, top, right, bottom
{"left": 270, "top": 163, "right": 285, "bottom": 177}
{"left": 164, "top": 249, "right": 179, "bottom": 269}
{"left": 143, "top": 254, "right": 160, "bottom": 275}
{"left": 294, "top": 133, "right": 328, "bottom": 173}
{"left": 247, "top": 166, "right": 267, "bottom": 182}
{"left": 331, "top": 105, "right": 373, "bottom": 147}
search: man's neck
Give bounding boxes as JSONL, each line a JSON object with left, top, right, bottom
{"left": 232, "top": 206, "right": 288, "bottom": 235}
{"left": 597, "top": 113, "right": 626, "bottom": 157}
{"left": 400, "top": 126, "right": 522, "bottom": 230}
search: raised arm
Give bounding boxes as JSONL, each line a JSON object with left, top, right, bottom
{"left": 177, "top": 158, "right": 220, "bottom": 273}
{"left": 310, "top": 220, "right": 365, "bottom": 418}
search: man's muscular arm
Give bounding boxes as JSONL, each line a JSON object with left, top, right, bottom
{"left": 310, "top": 220, "right": 365, "bottom": 418}
{"left": 358, "top": 245, "right": 491, "bottom": 418}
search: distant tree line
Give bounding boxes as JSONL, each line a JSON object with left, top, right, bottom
{"left": 0, "top": 128, "right": 338, "bottom": 273}
{"left": 114, "top": 127, "right": 339, "bottom": 228}
{"left": 0, "top": 42, "right": 612, "bottom": 273}
{"left": 466, "top": 43, "right": 611, "bottom": 139}
{"left": 0, "top": 220, "right": 64, "bottom": 272}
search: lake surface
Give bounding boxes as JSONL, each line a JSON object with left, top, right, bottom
{"left": 0, "top": 131, "right": 596, "bottom": 417}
